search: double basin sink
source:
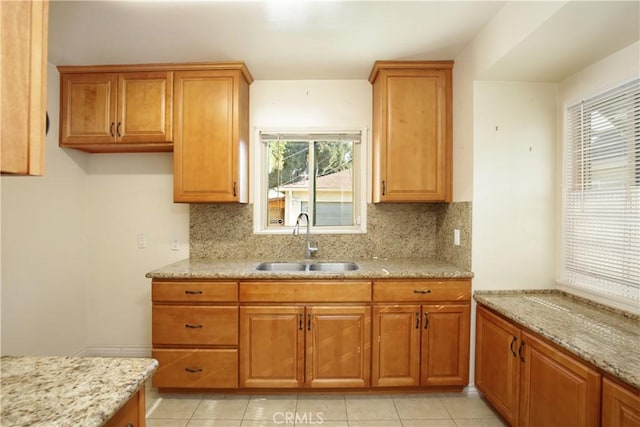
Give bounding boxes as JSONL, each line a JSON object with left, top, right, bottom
{"left": 256, "top": 261, "right": 359, "bottom": 272}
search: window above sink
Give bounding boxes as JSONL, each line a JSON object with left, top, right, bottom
{"left": 253, "top": 130, "right": 368, "bottom": 235}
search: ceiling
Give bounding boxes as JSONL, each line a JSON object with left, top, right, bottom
{"left": 48, "top": 1, "right": 639, "bottom": 82}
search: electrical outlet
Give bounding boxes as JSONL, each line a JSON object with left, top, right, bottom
{"left": 170, "top": 239, "right": 180, "bottom": 251}
{"left": 454, "top": 229, "right": 461, "bottom": 246}
{"left": 137, "top": 234, "right": 147, "bottom": 249}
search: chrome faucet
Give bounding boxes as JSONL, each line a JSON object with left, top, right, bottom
{"left": 293, "top": 212, "right": 318, "bottom": 259}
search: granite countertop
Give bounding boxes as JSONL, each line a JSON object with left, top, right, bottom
{"left": 0, "top": 356, "right": 158, "bottom": 427}
{"left": 146, "top": 257, "right": 473, "bottom": 280}
{"left": 474, "top": 290, "right": 640, "bottom": 390}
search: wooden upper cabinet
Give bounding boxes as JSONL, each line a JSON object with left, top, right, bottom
{"left": 369, "top": 61, "right": 453, "bottom": 202}
{"left": 59, "top": 68, "right": 173, "bottom": 152}
{"left": 1, "top": 0, "right": 48, "bottom": 175}
{"left": 173, "top": 65, "right": 252, "bottom": 203}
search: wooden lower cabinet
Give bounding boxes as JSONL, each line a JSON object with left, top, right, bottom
{"left": 476, "top": 305, "right": 606, "bottom": 427}
{"left": 519, "top": 331, "right": 601, "bottom": 427}
{"left": 371, "top": 280, "right": 471, "bottom": 388}
{"left": 104, "top": 388, "right": 145, "bottom": 427}
{"left": 372, "top": 303, "right": 469, "bottom": 387}
{"left": 602, "top": 378, "right": 640, "bottom": 427}
{"left": 151, "top": 280, "right": 239, "bottom": 389}
{"left": 306, "top": 306, "right": 371, "bottom": 388}
{"left": 475, "top": 306, "right": 521, "bottom": 426}
{"left": 152, "top": 349, "right": 238, "bottom": 389}
{"left": 239, "top": 306, "right": 305, "bottom": 388}
{"left": 239, "top": 305, "right": 371, "bottom": 388}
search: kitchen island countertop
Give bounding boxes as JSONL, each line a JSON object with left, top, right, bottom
{"left": 0, "top": 356, "right": 158, "bottom": 427}
{"left": 474, "top": 290, "right": 640, "bottom": 390}
{"left": 146, "top": 257, "right": 473, "bottom": 280}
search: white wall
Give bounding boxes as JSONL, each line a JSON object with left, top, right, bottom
{"left": 84, "top": 153, "right": 188, "bottom": 355}
{"left": 472, "top": 81, "right": 558, "bottom": 291}
{"left": 1, "top": 64, "right": 89, "bottom": 356}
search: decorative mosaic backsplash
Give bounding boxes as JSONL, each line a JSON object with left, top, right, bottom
{"left": 190, "top": 202, "right": 471, "bottom": 270}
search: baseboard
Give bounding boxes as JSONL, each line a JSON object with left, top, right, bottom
{"left": 77, "top": 346, "right": 152, "bottom": 358}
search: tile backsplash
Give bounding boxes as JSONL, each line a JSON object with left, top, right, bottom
{"left": 190, "top": 202, "right": 471, "bottom": 270}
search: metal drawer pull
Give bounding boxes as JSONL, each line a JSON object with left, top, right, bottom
{"left": 185, "top": 324, "right": 203, "bottom": 329}
{"left": 184, "top": 290, "right": 203, "bottom": 295}
{"left": 510, "top": 336, "right": 517, "bottom": 358}
{"left": 413, "top": 289, "right": 432, "bottom": 294}
{"left": 185, "top": 367, "right": 203, "bottom": 373}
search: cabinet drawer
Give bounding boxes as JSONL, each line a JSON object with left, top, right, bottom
{"left": 152, "top": 349, "right": 238, "bottom": 389}
{"left": 152, "top": 306, "right": 238, "bottom": 346}
{"left": 152, "top": 281, "right": 237, "bottom": 302}
{"left": 373, "top": 280, "right": 470, "bottom": 302}
{"left": 239, "top": 281, "right": 372, "bottom": 302}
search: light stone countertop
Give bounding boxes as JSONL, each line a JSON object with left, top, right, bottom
{"left": 474, "top": 290, "right": 640, "bottom": 390}
{"left": 145, "top": 257, "right": 474, "bottom": 280}
{"left": 0, "top": 356, "right": 158, "bottom": 427}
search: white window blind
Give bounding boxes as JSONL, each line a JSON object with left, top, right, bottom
{"left": 563, "top": 78, "right": 640, "bottom": 303}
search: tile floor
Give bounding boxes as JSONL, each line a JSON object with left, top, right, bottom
{"left": 145, "top": 388, "right": 507, "bottom": 427}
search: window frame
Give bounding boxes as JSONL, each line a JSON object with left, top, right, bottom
{"left": 253, "top": 128, "right": 368, "bottom": 235}
{"left": 558, "top": 77, "right": 640, "bottom": 312}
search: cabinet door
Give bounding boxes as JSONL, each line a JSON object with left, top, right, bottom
{"left": 104, "top": 388, "right": 144, "bottom": 427}
{"left": 239, "top": 306, "right": 304, "bottom": 388}
{"left": 118, "top": 71, "right": 173, "bottom": 144}
{"left": 520, "top": 331, "right": 601, "bottom": 427}
{"left": 602, "top": 378, "right": 640, "bottom": 427}
{"left": 475, "top": 306, "right": 521, "bottom": 426}
{"left": 173, "top": 70, "right": 244, "bottom": 203}
{"left": 306, "top": 306, "right": 371, "bottom": 388}
{"left": 60, "top": 72, "right": 117, "bottom": 145}
{"left": 372, "top": 304, "right": 421, "bottom": 387}
{"left": 373, "top": 67, "right": 451, "bottom": 202}
{"left": 1, "top": 0, "right": 48, "bottom": 175}
{"left": 420, "top": 304, "right": 469, "bottom": 386}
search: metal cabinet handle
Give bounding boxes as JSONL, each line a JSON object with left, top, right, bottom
{"left": 415, "top": 312, "right": 420, "bottom": 329}
{"left": 518, "top": 340, "right": 525, "bottom": 363}
{"left": 185, "top": 324, "right": 203, "bottom": 329}
{"left": 110, "top": 122, "right": 115, "bottom": 137}
{"left": 382, "top": 180, "right": 386, "bottom": 196}
{"left": 116, "top": 122, "right": 122, "bottom": 137}
{"left": 184, "top": 290, "right": 203, "bottom": 295}
{"left": 233, "top": 182, "right": 237, "bottom": 197}
{"left": 298, "top": 313, "right": 303, "bottom": 330}
{"left": 413, "top": 289, "right": 432, "bottom": 294}
{"left": 424, "top": 312, "right": 429, "bottom": 329}
{"left": 510, "top": 336, "right": 517, "bottom": 358}
{"left": 185, "top": 367, "right": 203, "bottom": 373}
{"left": 307, "top": 313, "right": 311, "bottom": 331}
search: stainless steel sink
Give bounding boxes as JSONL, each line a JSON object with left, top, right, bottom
{"left": 255, "top": 262, "right": 308, "bottom": 271}
{"left": 308, "top": 262, "right": 359, "bottom": 272}
{"left": 256, "top": 261, "right": 359, "bottom": 272}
